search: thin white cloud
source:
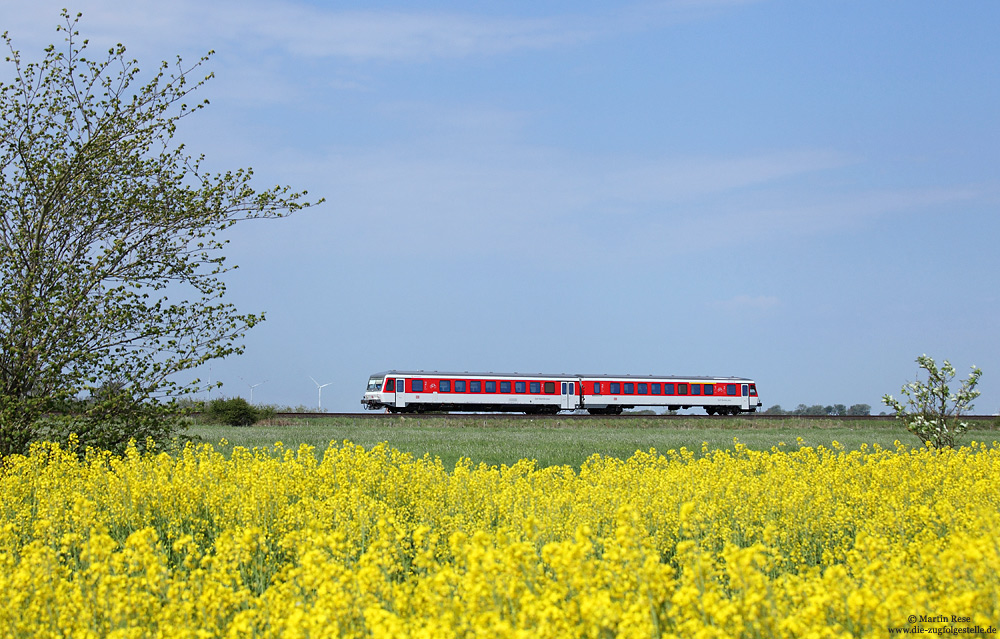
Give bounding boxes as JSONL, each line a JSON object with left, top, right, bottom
{"left": 0, "top": 1, "right": 595, "bottom": 61}
{"left": 3, "top": 0, "right": 761, "bottom": 63}
{"left": 217, "top": 0, "right": 763, "bottom": 62}
{"left": 728, "top": 186, "right": 985, "bottom": 240}
{"left": 260, "top": 10, "right": 595, "bottom": 61}
{"left": 596, "top": 150, "right": 855, "bottom": 206}
{"left": 275, "top": 136, "right": 971, "bottom": 264}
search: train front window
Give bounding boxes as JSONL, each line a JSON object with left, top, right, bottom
{"left": 367, "top": 377, "right": 383, "bottom": 392}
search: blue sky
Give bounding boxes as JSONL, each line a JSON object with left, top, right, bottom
{"left": 5, "top": 0, "right": 999, "bottom": 414}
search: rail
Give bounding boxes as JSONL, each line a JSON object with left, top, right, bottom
{"left": 261, "top": 412, "right": 998, "bottom": 422}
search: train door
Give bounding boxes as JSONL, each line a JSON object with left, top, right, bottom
{"left": 561, "top": 381, "right": 576, "bottom": 410}
{"left": 741, "top": 384, "right": 749, "bottom": 411}
{"left": 396, "top": 377, "right": 405, "bottom": 410}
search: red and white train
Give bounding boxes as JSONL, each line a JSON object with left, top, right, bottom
{"left": 362, "top": 370, "right": 761, "bottom": 415}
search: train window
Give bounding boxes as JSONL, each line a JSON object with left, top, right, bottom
{"left": 385, "top": 378, "right": 395, "bottom": 392}
{"left": 529, "top": 381, "right": 541, "bottom": 394}
{"left": 704, "top": 384, "right": 713, "bottom": 395}
{"left": 652, "top": 383, "right": 661, "bottom": 395}
{"left": 470, "top": 381, "right": 481, "bottom": 393}
{"left": 501, "top": 381, "right": 512, "bottom": 393}
{"left": 691, "top": 384, "right": 701, "bottom": 396}
{"left": 570, "top": 383, "right": 576, "bottom": 395}
{"left": 749, "top": 384, "right": 757, "bottom": 396}
{"left": 610, "top": 382, "right": 621, "bottom": 394}
{"left": 624, "top": 383, "right": 634, "bottom": 394}
{"left": 515, "top": 381, "right": 526, "bottom": 393}
{"left": 397, "top": 379, "right": 404, "bottom": 392}
{"left": 544, "top": 381, "right": 555, "bottom": 394}
{"left": 742, "top": 384, "right": 749, "bottom": 396}
{"left": 665, "top": 383, "right": 674, "bottom": 395}
{"left": 486, "top": 381, "right": 496, "bottom": 393}
{"left": 727, "top": 384, "right": 736, "bottom": 396}
{"left": 439, "top": 380, "right": 451, "bottom": 392}
{"left": 638, "top": 383, "right": 648, "bottom": 395}
{"left": 411, "top": 380, "right": 424, "bottom": 392}
{"left": 679, "top": 383, "right": 688, "bottom": 395}
{"left": 455, "top": 380, "right": 466, "bottom": 393}
{"left": 593, "top": 383, "right": 601, "bottom": 394}
{"left": 561, "top": 382, "right": 566, "bottom": 394}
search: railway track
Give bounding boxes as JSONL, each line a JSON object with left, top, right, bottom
{"left": 267, "top": 412, "right": 998, "bottom": 422}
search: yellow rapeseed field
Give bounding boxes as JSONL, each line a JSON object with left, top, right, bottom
{"left": 0, "top": 437, "right": 998, "bottom": 638}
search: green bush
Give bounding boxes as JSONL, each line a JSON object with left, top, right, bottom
{"left": 207, "top": 397, "right": 263, "bottom": 427}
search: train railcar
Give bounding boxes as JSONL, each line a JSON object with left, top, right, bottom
{"left": 362, "top": 370, "right": 761, "bottom": 415}
{"left": 579, "top": 375, "right": 760, "bottom": 415}
{"left": 362, "top": 371, "right": 579, "bottom": 414}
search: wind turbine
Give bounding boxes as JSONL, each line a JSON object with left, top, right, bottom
{"left": 309, "top": 376, "right": 333, "bottom": 411}
{"left": 242, "top": 378, "right": 267, "bottom": 403}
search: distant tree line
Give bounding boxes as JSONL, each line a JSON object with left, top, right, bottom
{"left": 764, "top": 404, "right": 872, "bottom": 416}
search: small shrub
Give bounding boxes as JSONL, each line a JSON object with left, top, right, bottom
{"left": 882, "top": 354, "right": 983, "bottom": 448}
{"left": 208, "top": 397, "right": 262, "bottom": 427}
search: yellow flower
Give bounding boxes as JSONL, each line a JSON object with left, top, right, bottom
{"left": 0, "top": 438, "right": 997, "bottom": 637}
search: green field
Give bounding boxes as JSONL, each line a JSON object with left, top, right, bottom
{"left": 186, "top": 415, "right": 1000, "bottom": 469}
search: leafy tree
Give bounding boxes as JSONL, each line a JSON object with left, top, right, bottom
{"left": 847, "top": 403, "right": 871, "bottom": 416}
{"left": 882, "top": 355, "right": 983, "bottom": 448}
{"left": 0, "top": 13, "right": 319, "bottom": 456}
